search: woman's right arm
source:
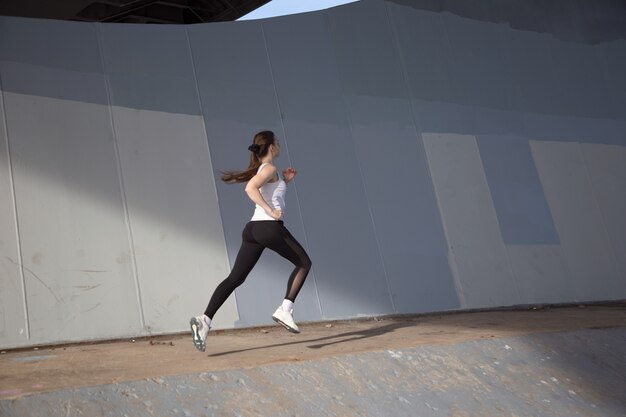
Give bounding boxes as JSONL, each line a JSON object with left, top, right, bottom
{"left": 244, "top": 165, "right": 282, "bottom": 219}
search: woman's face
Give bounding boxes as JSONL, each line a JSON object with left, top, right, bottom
{"left": 272, "top": 139, "right": 281, "bottom": 158}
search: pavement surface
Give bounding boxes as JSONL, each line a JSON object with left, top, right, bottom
{"left": 1, "top": 304, "right": 625, "bottom": 416}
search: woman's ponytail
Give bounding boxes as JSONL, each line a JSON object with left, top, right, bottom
{"left": 221, "top": 131, "right": 276, "bottom": 183}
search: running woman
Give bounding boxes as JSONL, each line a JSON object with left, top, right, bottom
{"left": 190, "top": 130, "right": 312, "bottom": 352}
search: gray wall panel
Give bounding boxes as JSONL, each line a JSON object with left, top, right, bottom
{"left": 99, "top": 24, "right": 190, "bottom": 76}
{"left": 0, "top": 17, "right": 101, "bottom": 72}
{"left": 441, "top": 13, "right": 514, "bottom": 111}
{"left": 99, "top": 24, "right": 200, "bottom": 115}
{"left": 328, "top": 0, "right": 403, "bottom": 99}
{"left": 0, "top": 79, "right": 28, "bottom": 347}
{"left": 410, "top": 100, "right": 476, "bottom": 135}
{"left": 385, "top": 5, "right": 459, "bottom": 103}
{"left": 104, "top": 73, "right": 200, "bottom": 115}
{"left": 328, "top": 0, "right": 459, "bottom": 313}
{"left": 547, "top": 39, "right": 614, "bottom": 119}
{"left": 188, "top": 21, "right": 322, "bottom": 325}
{"left": 471, "top": 22, "right": 525, "bottom": 135}
{"left": 189, "top": 21, "right": 285, "bottom": 124}
{"left": 502, "top": 29, "right": 559, "bottom": 115}
{"left": 0, "top": 61, "right": 108, "bottom": 105}
{"left": 386, "top": 5, "right": 475, "bottom": 133}
{"left": 594, "top": 40, "right": 626, "bottom": 118}
{"left": 0, "top": 17, "right": 107, "bottom": 105}
{"left": 264, "top": 13, "right": 393, "bottom": 318}
{"left": 472, "top": 107, "right": 525, "bottom": 136}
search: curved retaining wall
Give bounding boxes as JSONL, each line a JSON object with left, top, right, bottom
{"left": 0, "top": 0, "right": 625, "bottom": 348}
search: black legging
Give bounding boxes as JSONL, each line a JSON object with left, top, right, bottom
{"left": 204, "top": 220, "right": 312, "bottom": 319}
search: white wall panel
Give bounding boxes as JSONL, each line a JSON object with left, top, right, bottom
{"left": 3, "top": 94, "right": 143, "bottom": 346}
{"left": 530, "top": 140, "right": 624, "bottom": 301}
{"left": 109, "top": 108, "right": 234, "bottom": 332}
{"left": 423, "top": 133, "right": 520, "bottom": 308}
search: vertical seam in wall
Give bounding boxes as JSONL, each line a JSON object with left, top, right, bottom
{"left": 0, "top": 71, "right": 31, "bottom": 340}
{"left": 577, "top": 142, "right": 623, "bottom": 286}
{"left": 384, "top": 1, "right": 466, "bottom": 308}
{"left": 260, "top": 22, "right": 324, "bottom": 317}
{"left": 323, "top": 11, "right": 396, "bottom": 313}
{"left": 184, "top": 27, "right": 240, "bottom": 321}
{"left": 95, "top": 23, "right": 146, "bottom": 330}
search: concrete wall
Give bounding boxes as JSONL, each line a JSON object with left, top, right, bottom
{"left": 1, "top": 0, "right": 625, "bottom": 349}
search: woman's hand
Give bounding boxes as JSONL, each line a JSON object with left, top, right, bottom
{"left": 282, "top": 167, "right": 297, "bottom": 184}
{"left": 267, "top": 207, "right": 282, "bottom": 220}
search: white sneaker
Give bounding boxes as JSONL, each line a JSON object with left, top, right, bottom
{"left": 272, "top": 306, "right": 300, "bottom": 333}
{"left": 189, "top": 316, "right": 210, "bottom": 352}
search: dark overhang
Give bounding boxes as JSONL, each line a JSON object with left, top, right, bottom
{"left": 0, "top": 0, "right": 271, "bottom": 24}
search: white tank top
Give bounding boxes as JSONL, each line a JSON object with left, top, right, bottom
{"left": 250, "top": 163, "right": 287, "bottom": 221}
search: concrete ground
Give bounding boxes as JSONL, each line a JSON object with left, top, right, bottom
{"left": 1, "top": 303, "right": 625, "bottom": 416}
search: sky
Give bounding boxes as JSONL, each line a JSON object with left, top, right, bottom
{"left": 238, "top": 0, "right": 360, "bottom": 20}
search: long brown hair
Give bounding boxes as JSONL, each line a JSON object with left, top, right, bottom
{"left": 221, "top": 131, "right": 276, "bottom": 183}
